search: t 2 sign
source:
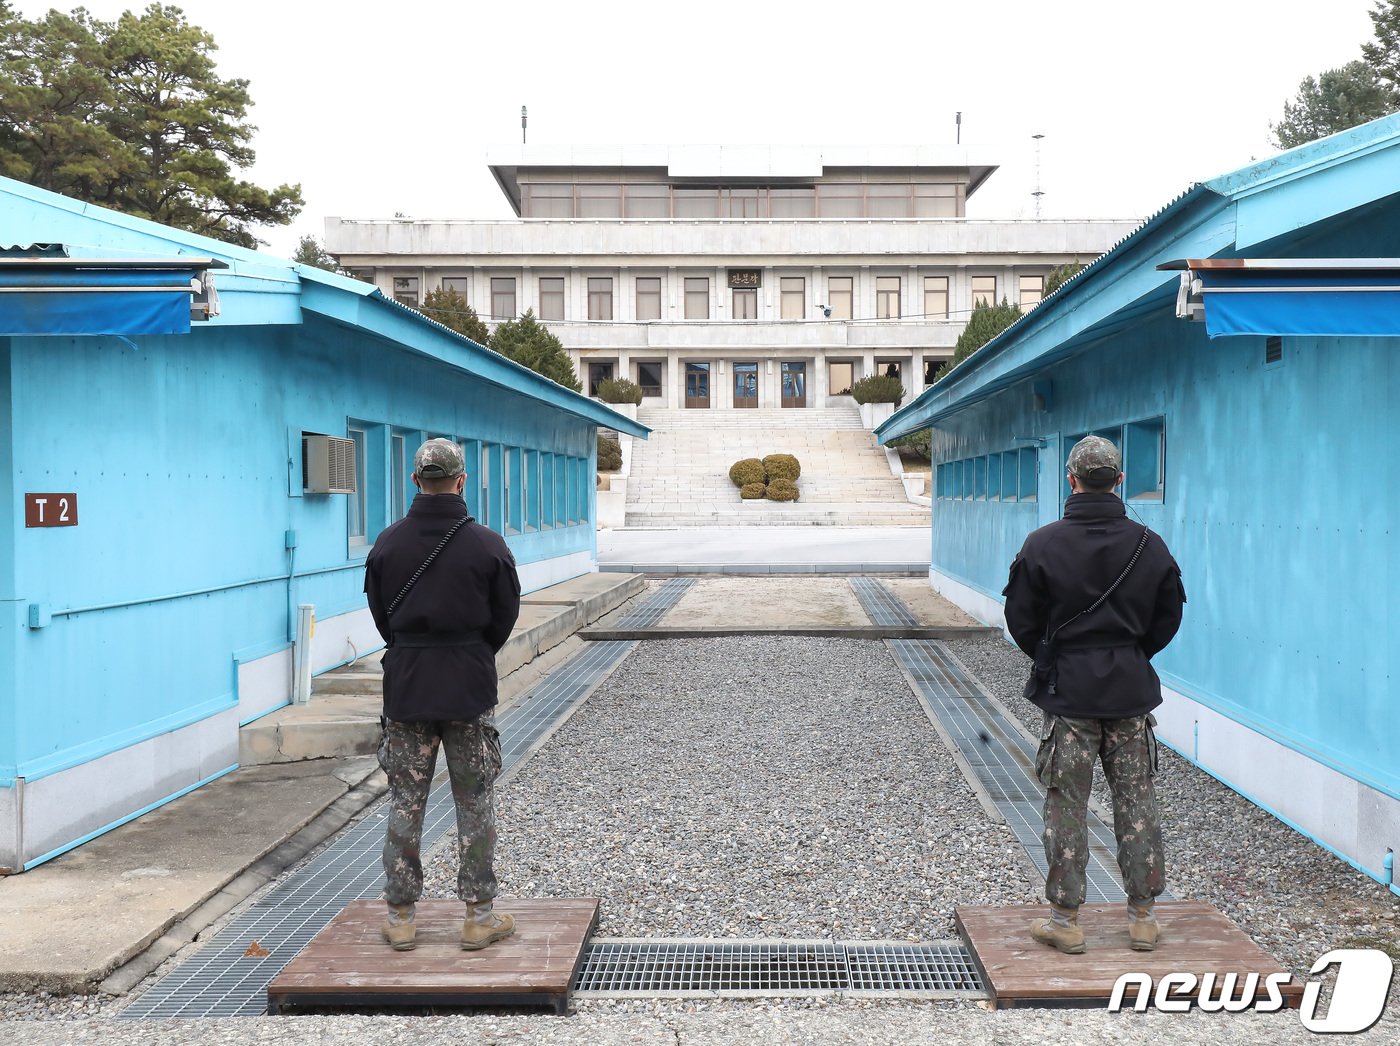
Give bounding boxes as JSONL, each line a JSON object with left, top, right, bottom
{"left": 25, "top": 493, "right": 78, "bottom": 528}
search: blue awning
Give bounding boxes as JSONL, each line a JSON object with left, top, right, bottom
{"left": 1162, "top": 259, "right": 1400, "bottom": 339}
{"left": 0, "top": 257, "right": 225, "bottom": 336}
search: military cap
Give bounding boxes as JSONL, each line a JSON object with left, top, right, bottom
{"left": 413, "top": 438, "right": 465, "bottom": 479}
{"left": 1066, "top": 434, "right": 1122, "bottom": 481}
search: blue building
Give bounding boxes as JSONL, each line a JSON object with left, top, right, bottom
{"left": 0, "top": 176, "right": 646, "bottom": 873}
{"left": 879, "top": 116, "right": 1400, "bottom": 893}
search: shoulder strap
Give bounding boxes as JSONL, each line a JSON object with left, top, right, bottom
{"left": 1047, "top": 525, "right": 1150, "bottom": 643}
{"left": 385, "top": 515, "right": 472, "bottom": 617}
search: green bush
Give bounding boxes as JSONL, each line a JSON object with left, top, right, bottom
{"left": 888, "top": 427, "right": 932, "bottom": 460}
{"left": 766, "top": 478, "right": 800, "bottom": 502}
{"left": 596, "top": 377, "right": 643, "bottom": 405}
{"left": 740, "top": 482, "right": 767, "bottom": 500}
{"left": 850, "top": 374, "right": 905, "bottom": 404}
{"left": 597, "top": 434, "right": 622, "bottom": 471}
{"left": 729, "top": 457, "right": 765, "bottom": 487}
{"left": 762, "top": 453, "right": 801, "bottom": 482}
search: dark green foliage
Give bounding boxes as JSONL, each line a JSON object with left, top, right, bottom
{"left": 489, "top": 309, "right": 582, "bottom": 392}
{"left": 1363, "top": 0, "right": 1400, "bottom": 98}
{"left": 761, "top": 454, "right": 801, "bottom": 482}
{"left": 1043, "top": 262, "right": 1085, "bottom": 298}
{"left": 597, "top": 377, "right": 643, "bottom": 405}
{"left": 740, "top": 482, "right": 767, "bottom": 500}
{"left": 0, "top": 3, "right": 303, "bottom": 247}
{"left": 596, "top": 435, "right": 622, "bottom": 471}
{"left": 888, "top": 428, "right": 932, "bottom": 459}
{"left": 418, "top": 287, "right": 490, "bottom": 345}
{"left": 766, "top": 478, "right": 800, "bottom": 502}
{"left": 1272, "top": 60, "right": 1394, "bottom": 148}
{"left": 729, "top": 458, "right": 765, "bottom": 487}
{"left": 293, "top": 236, "right": 339, "bottom": 272}
{"left": 953, "top": 297, "right": 1022, "bottom": 365}
{"left": 850, "top": 374, "right": 905, "bottom": 404}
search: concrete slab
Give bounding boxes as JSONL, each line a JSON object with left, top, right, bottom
{"left": 520, "top": 571, "right": 646, "bottom": 620}
{"left": 668, "top": 577, "right": 872, "bottom": 628}
{"left": 0, "top": 759, "right": 379, "bottom": 992}
{"left": 598, "top": 526, "right": 931, "bottom": 571}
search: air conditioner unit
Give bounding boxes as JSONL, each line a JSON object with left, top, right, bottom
{"left": 302, "top": 434, "right": 357, "bottom": 494}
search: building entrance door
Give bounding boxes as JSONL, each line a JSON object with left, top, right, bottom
{"left": 685, "top": 363, "right": 711, "bottom": 408}
{"left": 780, "top": 362, "right": 807, "bottom": 408}
{"left": 733, "top": 362, "right": 758, "bottom": 408}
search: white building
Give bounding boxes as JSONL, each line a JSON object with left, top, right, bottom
{"left": 326, "top": 146, "right": 1136, "bottom": 411}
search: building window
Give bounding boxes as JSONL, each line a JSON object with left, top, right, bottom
{"left": 636, "top": 277, "right": 661, "bottom": 321}
{"left": 441, "top": 276, "right": 468, "bottom": 299}
{"left": 914, "top": 183, "right": 957, "bottom": 217}
{"left": 588, "top": 361, "right": 614, "bottom": 396}
{"left": 828, "top": 276, "right": 853, "bottom": 319}
{"left": 390, "top": 433, "right": 406, "bottom": 521}
{"left": 624, "top": 184, "right": 670, "bottom": 219}
{"left": 523, "top": 183, "right": 573, "bottom": 218}
{"left": 732, "top": 287, "right": 757, "bottom": 319}
{"left": 491, "top": 277, "right": 516, "bottom": 321}
{"left": 769, "top": 187, "right": 815, "bottom": 218}
{"left": 881, "top": 361, "right": 902, "bottom": 384}
{"left": 780, "top": 277, "right": 805, "bottom": 319}
{"left": 684, "top": 277, "right": 709, "bottom": 319}
{"left": 876, "top": 276, "right": 901, "bottom": 319}
{"left": 924, "top": 276, "right": 949, "bottom": 319}
{"left": 1019, "top": 447, "right": 1037, "bottom": 501}
{"left": 867, "top": 184, "right": 910, "bottom": 218}
{"left": 347, "top": 426, "right": 367, "bottom": 543}
{"left": 349, "top": 270, "right": 375, "bottom": 283}
{"left": 538, "top": 276, "right": 564, "bottom": 321}
{"left": 674, "top": 188, "right": 717, "bottom": 219}
{"left": 637, "top": 361, "right": 663, "bottom": 397}
{"left": 392, "top": 277, "right": 419, "bottom": 306}
{"left": 1019, "top": 274, "right": 1045, "bottom": 309}
{"left": 818, "top": 183, "right": 863, "bottom": 218}
{"left": 829, "top": 361, "right": 854, "bottom": 396}
{"left": 1125, "top": 417, "right": 1166, "bottom": 501}
{"left": 726, "top": 188, "right": 761, "bottom": 218}
{"left": 480, "top": 444, "right": 492, "bottom": 531}
{"left": 577, "top": 184, "right": 622, "bottom": 219}
{"left": 971, "top": 276, "right": 997, "bottom": 308}
{"left": 1001, "top": 450, "right": 1019, "bottom": 502}
{"left": 588, "top": 277, "right": 613, "bottom": 320}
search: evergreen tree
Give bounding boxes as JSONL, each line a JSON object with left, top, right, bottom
{"left": 292, "top": 235, "right": 339, "bottom": 272}
{"left": 489, "top": 310, "right": 582, "bottom": 392}
{"left": 1272, "top": 61, "right": 1394, "bottom": 148}
{"left": 953, "top": 297, "right": 1022, "bottom": 365}
{"left": 0, "top": 3, "right": 302, "bottom": 247}
{"left": 418, "top": 287, "right": 491, "bottom": 346}
{"left": 1043, "top": 261, "right": 1085, "bottom": 297}
{"left": 1361, "top": 0, "right": 1400, "bottom": 99}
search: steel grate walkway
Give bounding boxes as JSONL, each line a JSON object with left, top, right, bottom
{"left": 889, "top": 640, "right": 1173, "bottom": 905}
{"left": 849, "top": 577, "right": 920, "bottom": 627}
{"left": 573, "top": 939, "right": 982, "bottom": 997}
{"left": 616, "top": 577, "right": 694, "bottom": 626}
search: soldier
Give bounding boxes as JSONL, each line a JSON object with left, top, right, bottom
{"left": 1003, "top": 435, "right": 1185, "bottom": 954}
{"left": 364, "top": 438, "right": 522, "bottom": 951}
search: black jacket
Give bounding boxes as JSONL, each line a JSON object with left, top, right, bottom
{"left": 364, "top": 493, "right": 521, "bottom": 723}
{"left": 1003, "top": 493, "right": 1185, "bottom": 719}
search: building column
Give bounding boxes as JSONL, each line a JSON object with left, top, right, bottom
{"left": 668, "top": 354, "right": 683, "bottom": 409}
{"left": 814, "top": 353, "right": 828, "bottom": 408}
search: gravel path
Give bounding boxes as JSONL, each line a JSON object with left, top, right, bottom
{"left": 423, "top": 635, "right": 1039, "bottom": 937}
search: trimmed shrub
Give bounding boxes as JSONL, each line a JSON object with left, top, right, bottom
{"left": 766, "top": 478, "right": 800, "bottom": 502}
{"left": 729, "top": 457, "right": 765, "bottom": 487}
{"left": 888, "top": 427, "right": 932, "bottom": 460}
{"left": 597, "top": 377, "right": 643, "bottom": 405}
{"left": 850, "top": 374, "right": 905, "bottom": 404}
{"left": 597, "top": 434, "right": 622, "bottom": 471}
{"left": 762, "top": 453, "right": 801, "bottom": 482}
{"left": 740, "top": 482, "right": 767, "bottom": 500}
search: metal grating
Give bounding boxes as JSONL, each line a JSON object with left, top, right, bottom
{"left": 889, "top": 640, "right": 1172, "bottom": 905}
{"left": 849, "top": 577, "right": 920, "bottom": 627}
{"left": 573, "top": 939, "right": 982, "bottom": 997}
{"left": 615, "top": 577, "right": 694, "bottom": 627}
{"left": 120, "top": 619, "right": 657, "bottom": 1017}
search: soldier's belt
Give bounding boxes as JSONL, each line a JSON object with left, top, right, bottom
{"left": 391, "top": 629, "right": 485, "bottom": 648}
{"left": 1055, "top": 638, "right": 1140, "bottom": 652}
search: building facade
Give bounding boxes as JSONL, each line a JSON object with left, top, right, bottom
{"left": 879, "top": 116, "right": 1400, "bottom": 892}
{"left": 326, "top": 146, "right": 1136, "bottom": 410}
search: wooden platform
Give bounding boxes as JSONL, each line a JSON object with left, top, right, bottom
{"left": 267, "top": 897, "right": 599, "bottom": 1014}
{"left": 955, "top": 901, "right": 1305, "bottom": 1009}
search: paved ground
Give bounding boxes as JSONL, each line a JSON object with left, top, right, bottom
{"left": 597, "top": 526, "right": 931, "bottom": 573}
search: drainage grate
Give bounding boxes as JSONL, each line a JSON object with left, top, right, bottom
{"left": 615, "top": 577, "right": 694, "bottom": 627}
{"left": 573, "top": 939, "right": 983, "bottom": 997}
{"left": 849, "top": 577, "right": 920, "bottom": 627}
{"left": 889, "top": 640, "right": 1171, "bottom": 905}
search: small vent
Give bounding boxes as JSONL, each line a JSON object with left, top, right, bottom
{"left": 1265, "top": 336, "right": 1283, "bottom": 364}
{"left": 302, "top": 434, "right": 357, "bottom": 494}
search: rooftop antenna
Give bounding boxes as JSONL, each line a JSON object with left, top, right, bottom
{"left": 521, "top": 105, "right": 528, "bottom": 145}
{"left": 1031, "top": 133, "right": 1045, "bottom": 217}
{"left": 955, "top": 111, "right": 962, "bottom": 145}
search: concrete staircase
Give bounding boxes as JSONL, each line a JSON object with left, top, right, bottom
{"left": 625, "top": 406, "right": 928, "bottom": 527}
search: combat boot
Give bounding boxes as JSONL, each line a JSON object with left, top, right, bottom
{"left": 1030, "top": 903, "right": 1086, "bottom": 954}
{"left": 1127, "top": 899, "right": 1159, "bottom": 952}
{"left": 382, "top": 903, "right": 416, "bottom": 951}
{"left": 461, "top": 901, "right": 515, "bottom": 951}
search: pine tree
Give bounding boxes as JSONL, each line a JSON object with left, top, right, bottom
{"left": 488, "top": 310, "right": 582, "bottom": 392}
{"left": 418, "top": 287, "right": 490, "bottom": 346}
{"left": 953, "top": 298, "right": 1022, "bottom": 365}
{"left": 1272, "top": 61, "right": 1394, "bottom": 149}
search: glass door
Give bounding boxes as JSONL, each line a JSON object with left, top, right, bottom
{"left": 685, "top": 362, "right": 711, "bottom": 408}
{"left": 780, "top": 362, "right": 807, "bottom": 408}
{"left": 733, "top": 362, "right": 758, "bottom": 408}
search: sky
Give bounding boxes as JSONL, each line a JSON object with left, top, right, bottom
{"left": 10, "top": 0, "right": 1386, "bottom": 257}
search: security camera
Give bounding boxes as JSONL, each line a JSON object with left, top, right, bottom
{"left": 818, "top": 304, "right": 832, "bottom": 318}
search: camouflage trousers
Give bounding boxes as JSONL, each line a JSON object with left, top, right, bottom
{"left": 1035, "top": 713, "right": 1166, "bottom": 910}
{"left": 380, "top": 716, "right": 502, "bottom": 907}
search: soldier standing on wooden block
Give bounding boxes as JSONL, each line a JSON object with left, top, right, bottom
{"left": 1002, "top": 435, "right": 1186, "bottom": 954}
{"left": 364, "top": 438, "right": 522, "bottom": 951}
